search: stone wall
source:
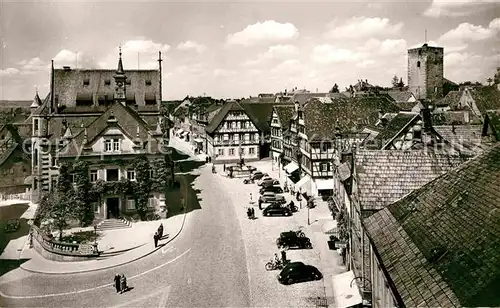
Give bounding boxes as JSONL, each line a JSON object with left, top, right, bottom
{"left": 31, "top": 225, "right": 99, "bottom": 262}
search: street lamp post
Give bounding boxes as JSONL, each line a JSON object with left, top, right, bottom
{"left": 307, "top": 206, "right": 310, "bottom": 225}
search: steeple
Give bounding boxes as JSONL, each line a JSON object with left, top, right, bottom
{"left": 114, "top": 46, "right": 127, "bottom": 105}
{"left": 31, "top": 89, "right": 41, "bottom": 108}
{"left": 116, "top": 46, "right": 125, "bottom": 75}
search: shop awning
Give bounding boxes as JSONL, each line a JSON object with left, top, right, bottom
{"left": 295, "top": 175, "right": 311, "bottom": 191}
{"left": 331, "top": 271, "right": 363, "bottom": 308}
{"left": 316, "top": 179, "right": 334, "bottom": 190}
{"left": 322, "top": 220, "right": 337, "bottom": 234}
{"left": 284, "top": 162, "right": 299, "bottom": 174}
{"left": 193, "top": 138, "right": 204, "bottom": 143}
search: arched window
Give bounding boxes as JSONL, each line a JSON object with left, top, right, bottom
{"left": 417, "top": 61, "right": 421, "bottom": 68}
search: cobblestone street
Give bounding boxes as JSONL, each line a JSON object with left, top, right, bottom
{"left": 212, "top": 160, "right": 346, "bottom": 307}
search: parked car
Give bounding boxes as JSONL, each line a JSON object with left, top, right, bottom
{"left": 276, "top": 232, "right": 312, "bottom": 249}
{"left": 250, "top": 171, "right": 268, "bottom": 180}
{"left": 257, "top": 176, "right": 273, "bottom": 186}
{"left": 260, "top": 186, "right": 283, "bottom": 194}
{"left": 259, "top": 192, "right": 286, "bottom": 205}
{"left": 263, "top": 205, "right": 292, "bottom": 216}
{"left": 261, "top": 179, "right": 280, "bottom": 188}
{"left": 277, "top": 262, "right": 323, "bottom": 285}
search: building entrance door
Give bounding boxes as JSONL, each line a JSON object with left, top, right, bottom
{"left": 107, "top": 197, "right": 120, "bottom": 219}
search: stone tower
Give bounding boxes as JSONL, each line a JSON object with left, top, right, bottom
{"left": 408, "top": 43, "right": 444, "bottom": 101}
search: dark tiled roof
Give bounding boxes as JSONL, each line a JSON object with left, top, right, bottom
{"left": 290, "top": 92, "right": 329, "bottom": 105}
{"left": 205, "top": 101, "right": 274, "bottom": 134}
{"left": 470, "top": 86, "right": 500, "bottom": 113}
{"left": 240, "top": 103, "right": 274, "bottom": 133}
{"left": 240, "top": 97, "right": 275, "bottom": 104}
{"left": 434, "top": 125, "right": 489, "bottom": 154}
{"left": 438, "top": 91, "right": 463, "bottom": 107}
{"left": 273, "top": 104, "right": 294, "bottom": 128}
{"left": 374, "top": 112, "right": 420, "bottom": 149}
{"left": 431, "top": 111, "right": 478, "bottom": 125}
{"left": 304, "top": 96, "right": 400, "bottom": 140}
{"left": 398, "top": 101, "right": 421, "bottom": 111}
{"left": 485, "top": 110, "right": 500, "bottom": 140}
{"left": 355, "top": 150, "right": 468, "bottom": 211}
{"left": 61, "top": 103, "right": 157, "bottom": 157}
{"left": 364, "top": 144, "right": 500, "bottom": 307}
{"left": 386, "top": 91, "right": 414, "bottom": 103}
{"left": 205, "top": 102, "right": 242, "bottom": 134}
{"left": 203, "top": 103, "right": 223, "bottom": 115}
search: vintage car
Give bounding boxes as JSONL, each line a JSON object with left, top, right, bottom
{"left": 276, "top": 232, "right": 313, "bottom": 249}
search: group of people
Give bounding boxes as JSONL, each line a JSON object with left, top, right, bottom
{"left": 246, "top": 207, "right": 255, "bottom": 219}
{"left": 153, "top": 223, "right": 164, "bottom": 248}
{"left": 113, "top": 274, "right": 128, "bottom": 294}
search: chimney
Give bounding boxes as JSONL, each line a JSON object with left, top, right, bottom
{"left": 294, "top": 101, "right": 299, "bottom": 113}
{"left": 421, "top": 106, "right": 432, "bottom": 132}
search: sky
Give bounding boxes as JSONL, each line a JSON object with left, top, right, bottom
{"left": 0, "top": 0, "right": 499, "bottom": 101}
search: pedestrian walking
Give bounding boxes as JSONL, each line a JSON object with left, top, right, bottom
{"left": 249, "top": 193, "right": 253, "bottom": 203}
{"left": 154, "top": 232, "right": 159, "bottom": 248}
{"left": 281, "top": 250, "right": 287, "bottom": 264}
{"left": 251, "top": 207, "right": 255, "bottom": 219}
{"left": 120, "top": 274, "right": 127, "bottom": 294}
{"left": 158, "top": 223, "right": 164, "bottom": 238}
{"left": 114, "top": 274, "right": 121, "bottom": 293}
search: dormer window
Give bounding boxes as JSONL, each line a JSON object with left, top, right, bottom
{"left": 417, "top": 61, "right": 421, "bottom": 68}
{"left": 83, "top": 79, "right": 90, "bottom": 86}
{"left": 145, "top": 80, "right": 152, "bottom": 86}
{"left": 104, "top": 138, "right": 121, "bottom": 152}
{"left": 104, "top": 79, "right": 111, "bottom": 86}
{"left": 126, "top": 80, "right": 131, "bottom": 86}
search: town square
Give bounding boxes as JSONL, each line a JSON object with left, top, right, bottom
{"left": 0, "top": 1, "right": 500, "bottom": 307}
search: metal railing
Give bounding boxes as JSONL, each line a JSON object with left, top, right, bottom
{"left": 0, "top": 192, "right": 32, "bottom": 201}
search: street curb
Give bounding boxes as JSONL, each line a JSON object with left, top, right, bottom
{"left": 20, "top": 178, "right": 190, "bottom": 275}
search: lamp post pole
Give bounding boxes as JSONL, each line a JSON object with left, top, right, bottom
{"left": 307, "top": 206, "right": 310, "bottom": 225}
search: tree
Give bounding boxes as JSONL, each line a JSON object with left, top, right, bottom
{"left": 132, "top": 155, "right": 152, "bottom": 220}
{"left": 397, "top": 77, "right": 405, "bottom": 88}
{"left": 50, "top": 163, "right": 76, "bottom": 241}
{"left": 336, "top": 206, "right": 349, "bottom": 242}
{"left": 391, "top": 75, "right": 400, "bottom": 88}
{"left": 329, "top": 83, "right": 339, "bottom": 93}
{"left": 73, "top": 161, "right": 93, "bottom": 226}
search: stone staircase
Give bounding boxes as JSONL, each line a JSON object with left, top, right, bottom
{"left": 96, "top": 218, "right": 131, "bottom": 231}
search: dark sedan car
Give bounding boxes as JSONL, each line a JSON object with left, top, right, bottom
{"left": 260, "top": 186, "right": 283, "bottom": 194}
{"left": 261, "top": 180, "right": 281, "bottom": 188}
{"left": 263, "top": 205, "right": 292, "bottom": 217}
{"left": 276, "top": 233, "right": 312, "bottom": 249}
{"left": 277, "top": 262, "right": 323, "bottom": 285}
{"left": 250, "top": 171, "right": 268, "bottom": 180}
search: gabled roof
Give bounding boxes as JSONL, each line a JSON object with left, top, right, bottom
{"left": 386, "top": 90, "right": 414, "bottom": 103}
{"left": 438, "top": 90, "right": 463, "bottom": 107}
{"left": 373, "top": 112, "right": 420, "bottom": 149}
{"left": 61, "top": 103, "right": 155, "bottom": 157}
{"left": 355, "top": 150, "right": 468, "bottom": 211}
{"left": 205, "top": 101, "right": 274, "bottom": 134}
{"left": 434, "top": 125, "right": 489, "bottom": 154}
{"left": 469, "top": 86, "right": 500, "bottom": 113}
{"left": 303, "top": 96, "right": 400, "bottom": 140}
{"left": 364, "top": 144, "right": 500, "bottom": 307}
{"left": 273, "top": 104, "right": 295, "bottom": 128}
{"left": 205, "top": 101, "right": 243, "bottom": 134}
